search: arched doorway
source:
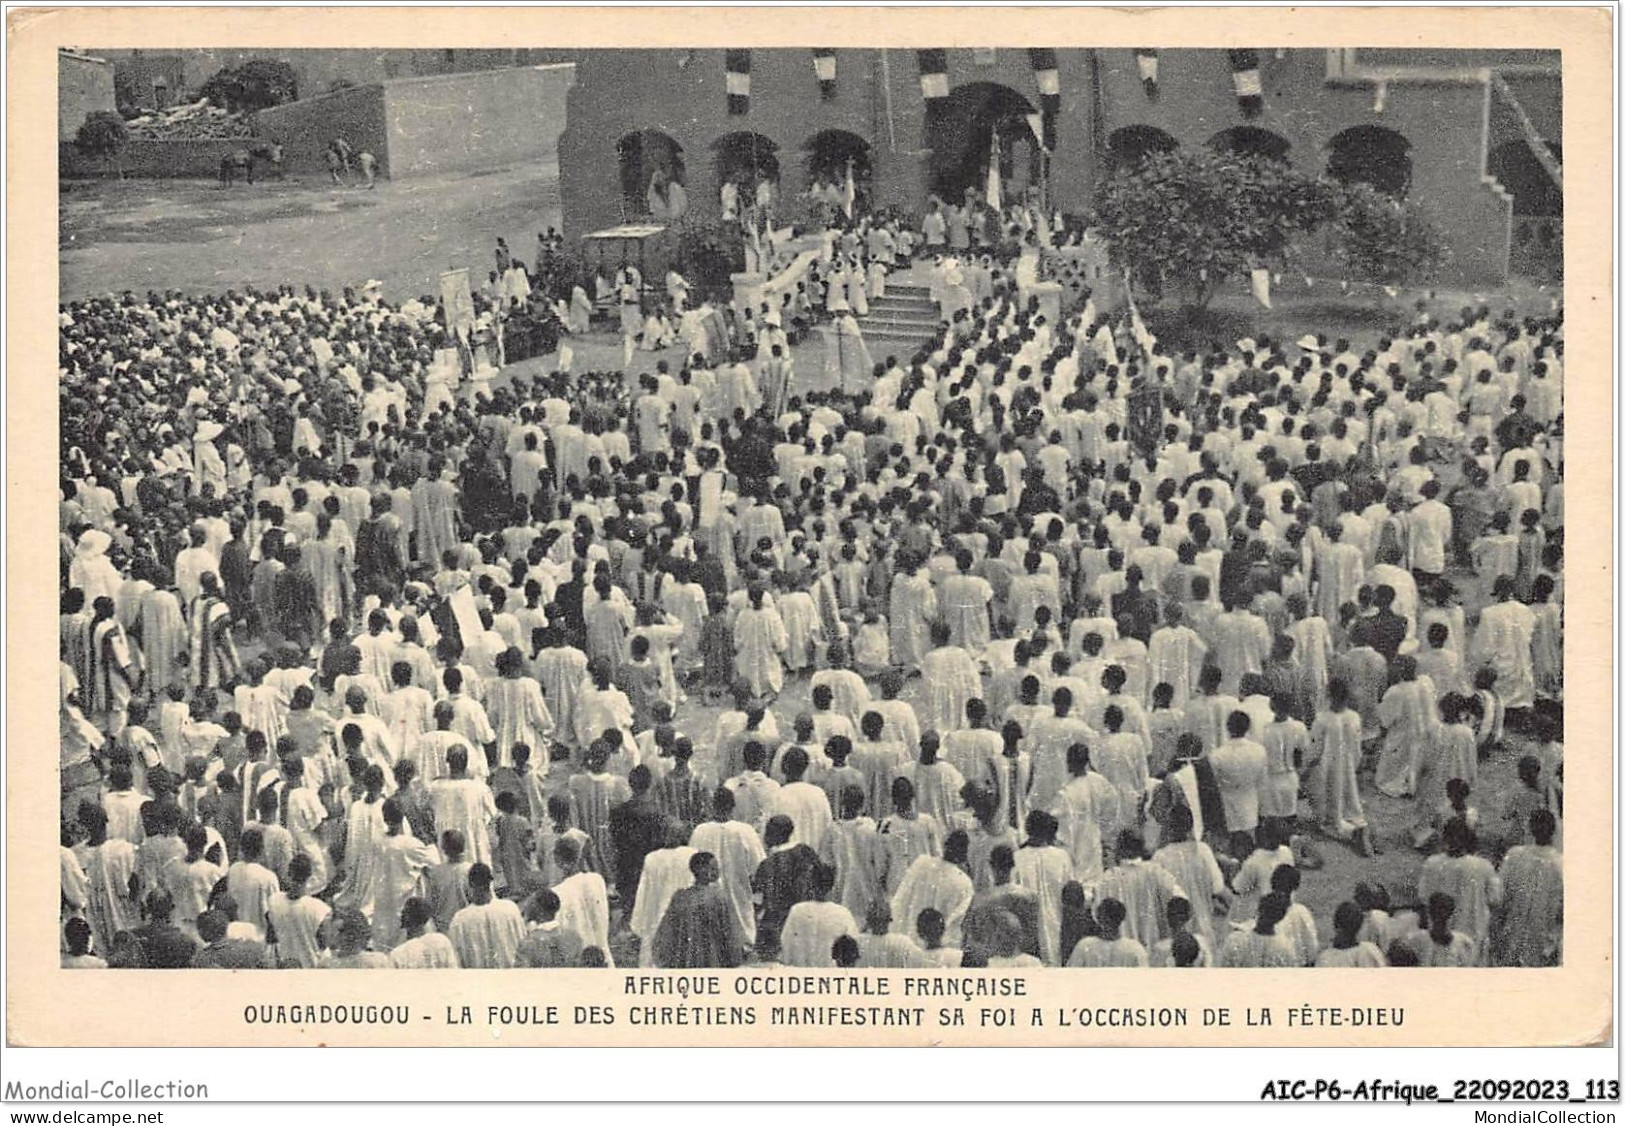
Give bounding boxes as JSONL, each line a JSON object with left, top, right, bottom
{"left": 804, "top": 130, "right": 873, "bottom": 214}
{"left": 1107, "top": 124, "right": 1179, "bottom": 172}
{"left": 1209, "top": 125, "right": 1291, "bottom": 163}
{"left": 711, "top": 132, "right": 780, "bottom": 219}
{"left": 1325, "top": 125, "right": 1412, "bottom": 196}
{"left": 926, "top": 82, "right": 1040, "bottom": 204}
{"left": 617, "top": 129, "right": 686, "bottom": 219}
{"left": 1487, "top": 139, "right": 1562, "bottom": 216}
{"left": 805, "top": 130, "right": 871, "bottom": 189}
{"left": 712, "top": 132, "right": 780, "bottom": 188}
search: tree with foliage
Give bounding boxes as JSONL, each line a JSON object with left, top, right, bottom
{"left": 677, "top": 219, "right": 746, "bottom": 302}
{"left": 73, "top": 111, "right": 129, "bottom": 179}
{"left": 1088, "top": 148, "right": 1336, "bottom": 309}
{"left": 1327, "top": 181, "right": 1450, "bottom": 289}
{"left": 199, "top": 58, "right": 299, "bottom": 112}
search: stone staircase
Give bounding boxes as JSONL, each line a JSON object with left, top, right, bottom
{"left": 857, "top": 277, "right": 941, "bottom": 359}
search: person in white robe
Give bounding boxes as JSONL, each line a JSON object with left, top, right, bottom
{"left": 919, "top": 624, "right": 983, "bottom": 734}
{"left": 867, "top": 258, "right": 887, "bottom": 302}
{"left": 938, "top": 559, "right": 994, "bottom": 653}
{"left": 371, "top": 801, "right": 440, "bottom": 949}
{"left": 551, "top": 837, "right": 613, "bottom": 965}
{"left": 388, "top": 898, "right": 461, "bottom": 968}
{"left": 1148, "top": 605, "right": 1208, "bottom": 708}
{"left": 889, "top": 831, "right": 976, "bottom": 946}
{"left": 888, "top": 562, "right": 937, "bottom": 673}
{"left": 1416, "top": 819, "right": 1503, "bottom": 966}
{"left": 70, "top": 529, "right": 124, "bottom": 608}
{"left": 1051, "top": 744, "right": 1120, "bottom": 886}
{"left": 567, "top": 285, "right": 593, "bottom": 334}
{"left": 485, "top": 651, "right": 555, "bottom": 769}
{"left": 1472, "top": 579, "right": 1538, "bottom": 711}
{"left": 1492, "top": 810, "right": 1562, "bottom": 967}
{"left": 846, "top": 258, "right": 870, "bottom": 317}
{"left": 82, "top": 810, "right": 138, "bottom": 957}
{"left": 1149, "top": 805, "right": 1227, "bottom": 949}
{"left": 1094, "top": 831, "right": 1186, "bottom": 948}
{"left": 629, "top": 832, "right": 697, "bottom": 967}
{"left": 689, "top": 789, "right": 767, "bottom": 945}
{"left": 763, "top": 748, "right": 834, "bottom": 852}
{"left": 823, "top": 314, "right": 873, "bottom": 394}
{"left": 448, "top": 863, "right": 526, "bottom": 968}
{"left": 135, "top": 584, "right": 187, "bottom": 694}
{"left": 1375, "top": 658, "right": 1439, "bottom": 799}
{"left": 665, "top": 269, "right": 691, "bottom": 313}
{"left": 1011, "top": 813, "right": 1074, "bottom": 965}
{"left": 732, "top": 587, "right": 787, "bottom": 697}
{"left": 1307, "top": 680, "right": 1369, "bottom": 847}
{"left": 781, "top": 866, "right": 860, "bottom": 967}
{"left": 428, "top": 747, "right": 496, "bottom": 869}
{"left": 266, "top": 854, "right": 332, "bottom": 968}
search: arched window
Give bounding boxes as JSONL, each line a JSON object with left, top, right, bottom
{"left": 926, "top": 82, "right": 1041, "bottom": 203}
{"left": 804, "top": 130, "right": 872, "bottom": 188}
{"left": 617, "top": 129, "right": 686, "bottom": 218}
{"left": 1488, "top": 139, "right": 1562, "bottom": 216}
{"left": 1325, "top": 125, "right": 1412, "bottom": 196}
{"left": 711, "top": 131, "right": 780, "bottom": 188}
{"left": 1209, "top": 125, "right": 1291, "bottom": 163}
{"left": 1107, "top": 124, "right": 1180, "bottom": 171}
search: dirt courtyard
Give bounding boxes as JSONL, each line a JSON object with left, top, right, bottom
{"left": 60, "top": 163, "right": 565, "bottom": 304}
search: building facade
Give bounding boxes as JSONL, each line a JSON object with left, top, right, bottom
{"left": 558, "top": 47, "right": 1561, "bottom": 283}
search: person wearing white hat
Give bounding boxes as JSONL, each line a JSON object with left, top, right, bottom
{"left": 69, "top": 529, "right": 123, "bottom": 610}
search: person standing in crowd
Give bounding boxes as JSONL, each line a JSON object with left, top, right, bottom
{"left": 52, "top": 208, "right": 1566, "bottom": 972}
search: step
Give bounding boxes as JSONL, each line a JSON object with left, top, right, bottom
{"left": 862, "top": 328, "right": 938, "bottom": 348}
{"left": 887, "top": 283, "right": 933, "bottom": 298}
{"left": 862, "top": 312, "right": 935, "bottom": 329}
{"left": 871, "top": 296, "right": 936, "bottom": 311}
{"left": 862, "top": 314, "right": 940, "bottom": 333}
{"left": 867, "top": 302, "right": 938, "bottom": 319}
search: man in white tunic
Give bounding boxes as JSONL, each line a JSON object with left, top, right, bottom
{"left": 448, "top": 863, "right": 526, "bottom": 968}
{"left": 1473, "top": 577, "right": 1538, "bottom": 711}
{"left": 889, "top": 830, "right": 976, "bottom": 946}
{"left": 428, "top": 746, "right": 496, "bottom": 869}
{"left": 762, "top": 747, "right": 833, "bottom": 852}
{"left": 629, "top": 825, "right": 698, "bottom": 967}
{"left": 1051, "top": 744, "right": 1120, "bottom": 886}
{"left": 781, "top": 864, "right": 859, "bottom": 967}
{"left": 689, "top": 787, "right": 766, "bottom": 946}
{"left": 551, "top": 837, "right": 614, "bottom": 965}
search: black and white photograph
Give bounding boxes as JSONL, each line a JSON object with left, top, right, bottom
{"left": 6, "top": 4, "right": 1615, "bottom": 1085}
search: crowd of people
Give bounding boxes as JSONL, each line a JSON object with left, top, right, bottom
{"left": 57, "top": 194, "right": 1564, "bottom": 972}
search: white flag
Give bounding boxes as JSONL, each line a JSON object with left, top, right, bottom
{"left": 986, "top": 133, "right": 1002, "bottom": 211}
{"left": 1250, "top": 267, "right": 1273, "bottom": 309}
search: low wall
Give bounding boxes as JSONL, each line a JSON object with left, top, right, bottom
{"left": 255, "top": 83, "right": 391, "bottom": 177}
{"left": 382, "top": 64, "right": 573, "bottom": 176}
{"left": 58, "top": 137, "right": 248, "bottom": 179}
